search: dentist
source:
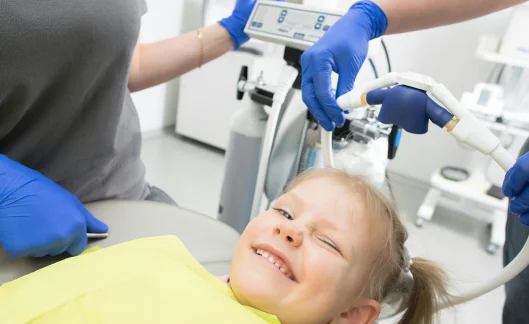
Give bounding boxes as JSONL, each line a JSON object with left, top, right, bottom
{"left": 301, "top": 0, "right": 528, "bottom": 323}
{"left": 0, "top": 0, "right": 265, "bottom": 259}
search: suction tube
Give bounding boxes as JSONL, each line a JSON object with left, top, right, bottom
{"left": 322, "top": 75, "right": 527, "bottom": 312}
{"left": 440, "top": 117, "right": 522, "bottom": 308}
{"left": 250, "top": 65, "right": 299, "bottom": 219}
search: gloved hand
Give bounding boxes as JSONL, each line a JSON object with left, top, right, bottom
{"left": 0, "top": 155, "right": 108, "bottom": 258}
{"left": 367, "top": 85, "right": 455, "bottom": 134}
{"left": 218, "top": 0, "right": 255, "bottom": 50}
{"left": 503, "top": 152, "right": 529, "bottom": 226}
{"left": 301, "top": 0, "right": 388, "bottom": 131}
{"left": 220, "top": 0, "right": 285, "bottom": 50}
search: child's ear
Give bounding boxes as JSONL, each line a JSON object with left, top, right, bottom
{"left": 337, "top": 299, "right": 380, "bottom": 324}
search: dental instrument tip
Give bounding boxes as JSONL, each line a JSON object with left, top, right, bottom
{"left": 87, "top": 233, "right": 109, "bottom": 239}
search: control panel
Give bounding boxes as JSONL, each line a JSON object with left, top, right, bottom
{"left": 244, "top": 0, "right": 343, "bottom": 51}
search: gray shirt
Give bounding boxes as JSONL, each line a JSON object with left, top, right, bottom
{"left": 0, "top": 0, "right": 150, "bottom": 203}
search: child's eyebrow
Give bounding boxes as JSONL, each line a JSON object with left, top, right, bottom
{"left": 283, "top": 191, "right": 302, "bottom": 205}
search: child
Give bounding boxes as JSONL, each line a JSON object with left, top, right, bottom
{"left": 0, "top": 168, "right": 450, "bottom": 324}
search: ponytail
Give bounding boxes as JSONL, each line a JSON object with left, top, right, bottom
{"left": 398, "top": 258, "right": 452, "bottom": 324}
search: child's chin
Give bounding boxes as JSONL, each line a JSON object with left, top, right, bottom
{"left": 232, "top": 273, "right": 284, "bottom": 304}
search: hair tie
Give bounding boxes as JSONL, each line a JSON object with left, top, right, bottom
{"left": 379, "top": 247, "right": 415, "bottom": 320}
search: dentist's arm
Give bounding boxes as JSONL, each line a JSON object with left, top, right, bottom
{"left": 128, "top": 24, "right": 234, "bottom": 92}
{"left": 380, "top": 0, "right": 524, "bottom": 34}
{"left": 301, "top": 0, "right": 525, "bottom": 131}
{"left": 128, "top": 0, "right": 258, "bottom": 92}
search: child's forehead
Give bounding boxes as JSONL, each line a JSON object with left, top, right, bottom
{"left": 284, "top": 177, "right": 365, "bottom": 221}
{"left": 288, "top": 175, "right": 384, "bottom": 230}
{"left": 288, "top": 175, "right": 363, "bottom": 199}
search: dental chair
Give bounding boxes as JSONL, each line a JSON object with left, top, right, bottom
{"left": 0, "top": 200, "right": 241, "bottom": 285}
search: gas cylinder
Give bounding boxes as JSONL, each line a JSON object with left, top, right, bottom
{"left": 217, "top": 93, "right": 268, "bottom": 233}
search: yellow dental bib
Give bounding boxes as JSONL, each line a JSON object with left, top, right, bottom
{"left": 0, "top": 236, "right": 280, "bottom": 324}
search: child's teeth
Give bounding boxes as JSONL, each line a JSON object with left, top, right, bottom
{"left": 256, "top": 249, "right": 293, "bottom": 278}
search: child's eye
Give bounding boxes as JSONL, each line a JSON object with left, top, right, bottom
{"left": 281, "top": 210, "right": 293, "bottom": 220}
{"left": 320, "top": 238, "right": 340, "bottom": 253}
{"left": 275, "top": 208, "right": 293, "bottom": 220}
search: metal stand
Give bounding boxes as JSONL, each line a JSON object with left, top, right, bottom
{"left": 489, "top": 209, "right": 507, "bottom": 254}
{"left": 416, "top": 168, "right": 509, "bottom": 254}
{"left": 416, "top": 188, "right": 441, "bottom": 228}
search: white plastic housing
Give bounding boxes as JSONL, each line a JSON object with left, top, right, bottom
{"left": 336, "top": 88, "right": 364, "bottom": 109}
{"left": 449, "top": 116, "right": 501, "bottom": 155}
{"left": 250, "top": 65, "right": 299, "bottom": 219}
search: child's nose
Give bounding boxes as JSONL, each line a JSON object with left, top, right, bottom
{"left": 275, "top": 223, "right": 303, "bottom": 247}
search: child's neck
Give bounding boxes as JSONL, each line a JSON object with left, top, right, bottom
{"left": 217, "top": 275, "right": 231, "bottom": 287}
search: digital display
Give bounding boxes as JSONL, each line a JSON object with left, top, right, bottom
{"left": 478, "top": 89, "right": 491, "bottom": 106}
{"left": 247, "top": 3, "right": 341, "bottom": 45}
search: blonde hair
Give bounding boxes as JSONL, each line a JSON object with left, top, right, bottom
{"left": 286, "top": 168, "right": 452, "bottom": 324}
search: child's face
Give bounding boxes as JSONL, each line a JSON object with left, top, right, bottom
{"left": 229, "top": 176, "right": 381, "bottom": 324}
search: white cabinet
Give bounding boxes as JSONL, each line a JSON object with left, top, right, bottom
{"left": 176, "top": 47, "right": 264, "bottom": 149}
{"left": 175, "top": 0, "right": 287, "bottom": 149}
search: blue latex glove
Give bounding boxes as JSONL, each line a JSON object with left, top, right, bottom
{"left": 0, "top": 155, "right": 108, "bottom": 258}
{"left": 301, "top": 0, "right": 388, "bottom": 131}
{"left": 218, "top": 0, "right": 263, "bottom": 50}
{"left": 367, "top": 86, "right": 454, "bottom": 134}
{"left": 503, "top": 152, "right": 529, "bottom": 226}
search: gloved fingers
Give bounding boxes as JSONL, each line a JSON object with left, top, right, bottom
{"left": 313, "top": 71, "right": 345, "bottom": 129}
{"left": 5, "top": 245, "right": 31, "bottom": 259}
{"left": 84, "top": 208, "right": 109, "bottom": 234}
{"left": 509, "top": 188, "right": 529, "bottom": 215}
{"left": 503, "top": 154, "right": 529, "bottom": 197}
{"left": 302, "top": 81, "right": 335, "bottom": 131}
{"left": 426, "top": 96, "right": 454, "bottom": 128}
{"left": 367, "top": 86, "right": 426, "bottom": 106}
{"left": 27, "top": 245, "right": 57, "bottom": 258}
{"left": 336, "top": 66, "right": 356, "bottom": 98}
{"left": 366, "top": 88, "right": 390, "bottom": 105}
{"left": 519, "top": 213, "right": 529, "bottom": 227}
{"left": 503, "top": 168, "right": 515, "bottom": 197}
{"left": 67, "top": 231, "right": 88, "bottom": 256}
{"left": 49, "top": 246, "right": 69, "bottom": 257}
{"left": 31, "top": 251, "right": 53, "bottom": 258}
{"left": 2, "top": 235, "right": 46, "bottom": 258}
{"left": 26, "top": 237, "right": 71, "bottom": 257}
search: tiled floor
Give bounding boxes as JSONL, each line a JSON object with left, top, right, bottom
{"left": 141, "top": 131, "right": 505, "bottom": 324}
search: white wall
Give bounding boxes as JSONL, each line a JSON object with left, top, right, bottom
{"left": 131, "top": 0, "right": 187, "bottom": 134}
